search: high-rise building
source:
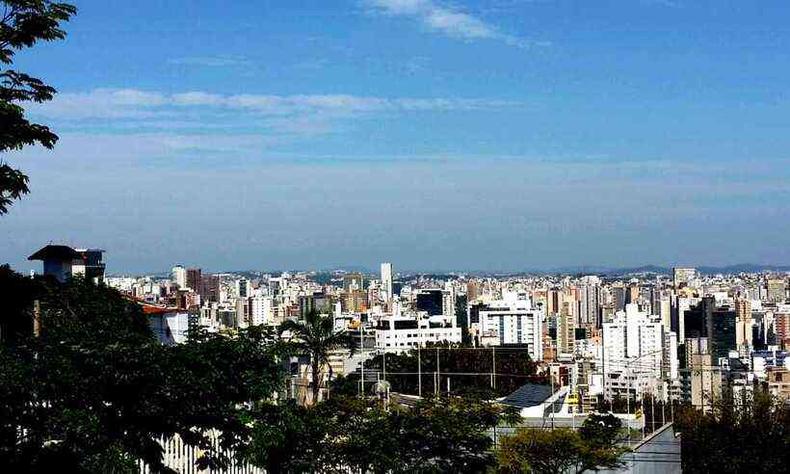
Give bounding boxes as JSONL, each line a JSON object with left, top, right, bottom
{"left": 774, "top": 311, "right": 790, "bottom": 349}
{"left": 603, "top": 304, "right": 667, "bottom": 400}
{"left": 611, "top": 284, "right": 627, "bottom": 312}
{"left": 557, "top": 301, "right": 576, "bottom": 356}
{"left": 473, "top": 291, "right": 543, "bottom": 360}
{"left": 415, "top": 289, "right": 444, "bottom": 316}
{"left": 766, "top": 277, "right": 787, "bottom": 303}
{"left": 684, "top": 296, "right": 736, "bottom": 360}
{"left": 578, "top": 276, "right": 602, "bottom": 329}
{"left": 342, "top": 273, "right": 364, "bottom": 293}
{"left": 467, "top": 281, "right": 480, "bottom": 303}
{"left": 186, "top": 268, "right": 202, "bottom": 292}
{"left": 236, "top": 278, "right": 250, "bottom": 298}
{"left": 250, "top": 296, "right": 276, "bottom": 326}
{"left": 682, "top": 338, "right": 722, "bottom": 412}
{"left": 627, "top": 284, "right": 640, "bottom": 308}
{"left": 200, "top": 275, "right": 220, "bottom": 303}
{"left": 171, "top": 265, "right": 187, "bottom": 289}
{"left": 735, "top": 298, "right": 753, "bottom": 353}
{"left": 380, "top": 262, "right": 393, "bottom": 303}
{"left": 673, "top": 267, "right": 697, "bottom": 290}
{"left": 659, "top": 295, "right": 672, "bottom": 332}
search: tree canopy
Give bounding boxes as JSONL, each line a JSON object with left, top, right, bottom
{"left": 357, "top": 345, "right": 545, "bottom": 398}
{"left": 0, "top": 272, "right": 285, "bottom": 473}
{"left": 497, "top": 415, "right": 627, "bottom": 474}
{"left": 675, "top": 387, "right": 790, "bottom": 473}
{"left": 245, "top": 394, "right": 520, "bottom": 474}
{"left": 1, "top": 0, "right": 76, "bottom": 214}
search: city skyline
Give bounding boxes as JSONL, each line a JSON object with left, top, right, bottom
{"left": 3, "top": 2, "right": 789, "bottom": 472}
{"left": 4, "top": 0, "right": 790, "bottom": 272}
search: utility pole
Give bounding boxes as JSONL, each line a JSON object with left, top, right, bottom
{"left": 418, "top": 318, "right": 422, "bottom": 397}
{"left": 642, "top": 395, "right": 646, "bottom": 440}
{"left": 435, "top": 347, "right": 440, "bottom": 396}
{"left": 418, "top": 346, "right": 422, "bottom": 397}
{"left": 550, "top": 374, "right": 555, "bottom": 430}
{"left": 491, "top": 346, "right": 496, "bottom": 389}
{"left": 360, "top": 325, "right": 365, "bottom": 396}
{"left": 33, "top": 300, "right": 41, "bottom": 337}
{"left": 651, "top": 393, "right": 655, "bottom": 433}
{"left": 626, "top": 366, "right": 631, "bottom": 419}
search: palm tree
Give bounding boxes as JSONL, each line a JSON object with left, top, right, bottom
{"left": 279, "top": 309, "right": 353, "bottom": 404}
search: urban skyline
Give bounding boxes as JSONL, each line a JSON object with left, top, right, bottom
{"left": 3, "top": 2, "right": 790, "bottom": 472}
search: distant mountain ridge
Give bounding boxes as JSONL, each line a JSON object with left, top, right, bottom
{"left": 113, "top": 263, "right": 790, "bottom": 279}
{"left": 590, "top": 264, "right": 790, "bottom": 276}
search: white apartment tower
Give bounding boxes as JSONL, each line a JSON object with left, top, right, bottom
{"left": 474, "top": 291, "right": 543, "bottom": 361}
{"left": 171, "top": 265, "right": 187, "bottom": 289}
{"left": 603, "top": 304, "right": 675, "bottom": 401}
{"left": 381, "top": 262, "right": 394, "bottom": 303}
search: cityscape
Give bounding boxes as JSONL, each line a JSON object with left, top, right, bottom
{"left": 20, "top": 243, "right": 790, "bottom": 471}
{"left": 3, "top": 1, "right": 790, "bottom": 473}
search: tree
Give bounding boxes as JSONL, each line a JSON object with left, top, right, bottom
{"left": 675, "top": 387, "right": 790, "bottom": 473}
{"left": 244, "top": 394, "right": 518, "bottom": 474}
{"left": 399, "top": 395, "right": 519, "bottom": 473}
{"left": 0, "top": 263, "right": 41, "bottom": 342}
{"left": 498, "top": 428, "right": 582, "bottom": 474}
{"left": 1, "top": 0, "right": 76, "bottom": 214}
{"left": 279, "top": 309, "right": 352, "bottom": 404}
{"left": 359, "top": 346, "right": 544, "bottom": 398}
{"left": 497, "top": 420, "right": 626, "bottom": 474}
{"left": 578, "top": 413, "right": 623, "bottom": 449}
{"left": 0, "top": 273, "right": 285, "bottom": 473}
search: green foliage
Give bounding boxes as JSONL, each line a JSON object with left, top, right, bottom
{"left": 675, "top": 387, "right": 790, "bottom": 473}
{"left": 594, "top": 393, "right": 642, "bottom": 414}
{"left": 245, "top": 394, "right": 515, "bottom": 474}
{"left": 578, "top": 413, "right": 623, "bottom": 449}
{"left": 0, "top": 263, "right": 40, "bottom": 342}
{"left": 279, "top": 309, "right": 353, "bottom": 404}
{"left": 1, "top": 0, "right": 76, "bottom": 214}
{"left": 0, "top": 271, "right": 284, "bottom": 473}
{"left": 497, "top": 420, "right": 627, "bottom": 474}
{"left": 360, "top": 347, "right": 545, "bottom": 398}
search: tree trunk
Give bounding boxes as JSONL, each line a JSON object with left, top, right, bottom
{"left": 311, "top": 358, "right": 320, "bottom": 405}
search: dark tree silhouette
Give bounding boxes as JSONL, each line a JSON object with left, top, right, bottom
{"left": 0, "top": 273, "right": 285, "bottom": 472}
{"left": 1, "top": 0, "right": 76, "bottom": 214}
{"left": 675, "top": 387, "right": 790, "bottom": 473}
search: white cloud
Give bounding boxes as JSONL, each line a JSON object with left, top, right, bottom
{"left": 32, "top": 88, "right": 519, "bottom": 120}
{"left": 364, "top": 0, "right": 536, "bottom": 47}
{"left": 28, "top": 88, "right": 167, "bottom": 119}
{"left": 167, "top": 55, "right": 251, "bottom": 67}
{"left": 21, "top": 88, "right": 521, "bottom": 149}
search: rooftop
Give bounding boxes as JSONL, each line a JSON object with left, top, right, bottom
{"left": 28, "top": 245, "right": 81, "bottom": 261}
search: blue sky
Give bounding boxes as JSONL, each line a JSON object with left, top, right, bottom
{"left": 3, "top": 0, "right": 790, "bottom": 273}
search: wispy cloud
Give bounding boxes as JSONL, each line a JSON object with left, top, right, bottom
{"left": 363, "top": 0, "right": 542, "bottom": 48}
{"left": 167, "top": 55, "right": 251, "bottom": 67}
{"left": 31, "top": 88, "right": 519, "bottom": 120}
{"left": 22, "top": 88, "right": 521, "bottom": 153}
